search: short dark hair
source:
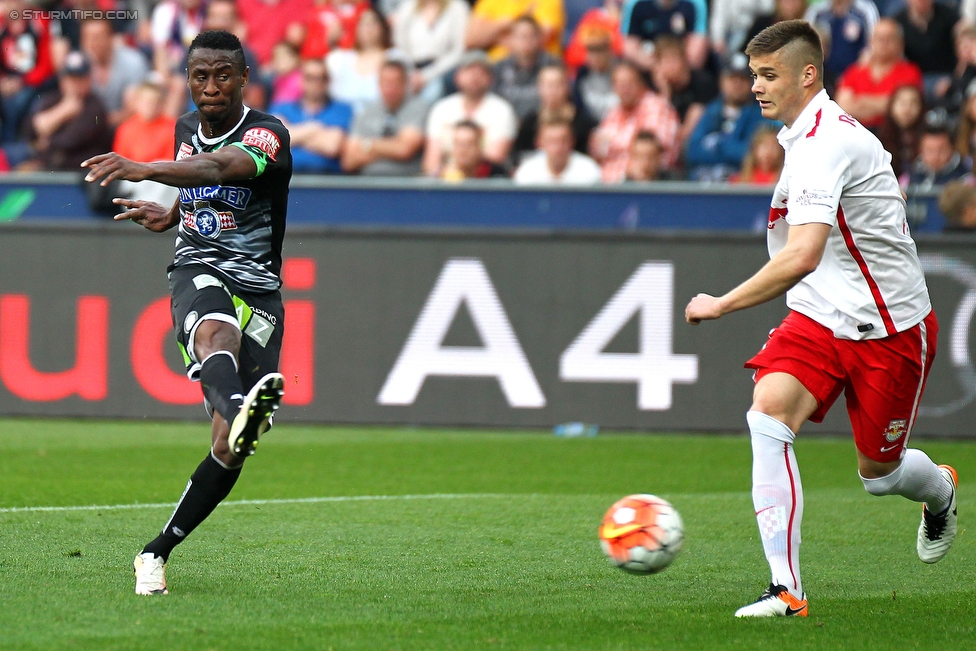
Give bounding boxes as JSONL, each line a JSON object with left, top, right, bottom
{"left": 745, "top": 19, "right": 823, "bottom": 80}
{"left": 612, "top": 60, "right": 649, "bottom": 87}
{"left": 187, "top": 30, "right": 246, "bottom": 74}
{"left": 632, "top": 130, "right": 661, "bottom": 150}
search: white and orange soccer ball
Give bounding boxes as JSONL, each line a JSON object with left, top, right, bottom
{"left": 598, "top": 494, "right": 684, "bottom": 574}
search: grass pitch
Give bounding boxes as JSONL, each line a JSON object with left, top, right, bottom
{"left": 0, "top": 420, "right": 973, "bottom": 650}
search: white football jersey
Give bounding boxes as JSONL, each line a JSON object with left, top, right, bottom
{"left": 768, "top": 89, "right": 931, "bottom": 340}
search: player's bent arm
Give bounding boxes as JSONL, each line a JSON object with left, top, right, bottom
{"left": 83, "top": 147, "right": 257, "bottom": 187}
{"left": 687, "top": 222, "right": 831, "bottom": 323}
{"left": 717, "top": 222, "right": 832, "bottom": 315}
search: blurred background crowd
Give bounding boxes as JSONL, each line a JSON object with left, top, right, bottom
{"left": 5, "top": 0, "right": 976, "bottom": 223}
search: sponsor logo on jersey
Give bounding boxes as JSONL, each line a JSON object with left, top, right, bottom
{"left": 884, "top": 419, "right": 907, "bottom": 442}
{"left": 182, "top": 200, "right": 237, "bottom": 238}
{"left": 177, "top": 142, "right": 194, "bottom": 160}
{"left": 242, "top": 127, "right": 281, "bottom": 161}
{"left": 179, "top": 185, "right": 252, "bottom": 210}
{"left": 796, "top": 188, "right": 833, "bottom": 208}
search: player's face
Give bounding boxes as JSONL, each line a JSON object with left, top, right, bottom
{"left": 748, "top": 50, "right": 808, "bottom": 127}
{"left": 187, "top": 48, "right": 248, "bottom": 125}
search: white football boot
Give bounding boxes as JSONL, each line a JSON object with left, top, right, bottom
{"left": 134, "top": 552, "right": 168, "bottom": 595}
{"left": 917, "top": 465, "right": 958, "bottom": 564}
{"left": 735, "top": 584, "right": 808, "bottom": 618}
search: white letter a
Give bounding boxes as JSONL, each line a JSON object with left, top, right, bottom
{"left": 378, "top": 258, "right": 546, "bottom": 408}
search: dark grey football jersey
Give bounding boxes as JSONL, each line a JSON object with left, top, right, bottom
{"left": 170, "top": 107, "right": 292, "bottom": 292}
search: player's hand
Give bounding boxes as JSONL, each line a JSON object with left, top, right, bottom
{"left": 685, "top": 293, "right": 724, "bottom": 325}
{"left": 112, "top": 198, "right": 175, "bottom": 232}
{"left": 81, "top": 152, "right": 150, "bottom": 186}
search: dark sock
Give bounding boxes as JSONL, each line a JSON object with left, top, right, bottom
{"left": 200, "top": 351, "right": 245, "bottom": 423}
{"left": 142, "top": 453, "right": 243, "bottom": 561}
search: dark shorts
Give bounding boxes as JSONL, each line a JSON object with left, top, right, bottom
{"left": 745, "top": 310, "right": 938, "bottom": 463}
{"left": 169, "top": 263, "right": 284, "bottom": 390}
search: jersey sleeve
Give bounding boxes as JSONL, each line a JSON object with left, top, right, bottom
{"left": 784, "top": 139, "right": 851, "bottom": 227}
{"left": 232, "top": 120, "right": 291, "bottom": 178}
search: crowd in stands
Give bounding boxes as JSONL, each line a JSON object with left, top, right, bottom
{"left": 4, "top": 0, "right": 976, "bottom": 215}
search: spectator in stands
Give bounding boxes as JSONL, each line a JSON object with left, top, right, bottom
{"left": 685, "top": 52, "right": 773, "bottom": 181}
{"left": 955, "top": 88, "right": 976, "bottom": 159}
{"left": 237, "top": 0, "right": 313, "bottom": 66}
{"left": 494, "top": 16, "right": 559, "bottom": 120}
{"left": 112, "top": 81, "right": 176, "bottom": 163}
{"left": 563, "top": 0, "right": 625, "bottom": 74}
{"left": 879, "top": 84, "right": 926, "bottom": 180}
{"left": 150, "top": 0, "right": 204, "bottom": 74}
{"left": 269, "top": 42, "right": 303, "bottom": 106}
{"left": 514, "top": 117, "right": 602, "bottom": 183}
{"left": 423, "top": 50, "right": 518, "bottom": 176}
{"left": 729, "top": 127, "right": 783, "bottom": 184}
{"left": 301, "top": 0, "right": 370, "bottom": 59}
{"left": 441, "top": 120, "right": 510, "bottom": 179}
{"left": 342, "top": 60, "right": 428, "bottom": 176}
{"left": 710, "top": 0, "right": 774, "bottom": 56}
{"left": 834, "top": 19, "right": 923, "bottom": 131}
{"left": 938, "top": 180, "right": 976, "bottom": 230}
{"left": 327, "top": 7, "right": 392, "bottom": 114}
{"left": 270, "top": 58, "right": 353, "bottom": 174}
{"left": 591, "top": 61, "right": 680, "bottom": 181}
{"left": 908, "top": 123, "right": 970, "bottom": 188}
{"left": 80, "top": 19, "right": 149, "bottom": 127}
{"left": 514, "top": 64, "right": 597, "bottom": 162}
{"left": 623, "top": 130, "right": 675, "bottom": 180}
{"left": 893, "top": 0, "right": 958, "bottom": 92}
{"left": 742, "top": 0, "right": 807, "bottom": 54}
{"left": 804, "top": 0, "right": 878, "bottom": 80}
{"left": 0, "top": 3, "right": 57, "bottom": 143}
{"left": 111, "top": 80, "right": 179, "bottom": 207}
{"left": 465, "top": 0, "right": 565, "bottom": 61}
{"left": 394, "top": 0, "right": 470, "bottom": 100}
{"left": 573, "top": 25, "right": 620, "bottom": 121}
{"left": 620, "top": 0, "right": 710, "bottom": 70}
{"left": 21, "top": 51, "right": 112, "bottom": 171}
{"left": 934, "top": 25, "right": 976, "bottom": 118}
{"left": 650, "top": 35, "right": 717, "bottom": 146}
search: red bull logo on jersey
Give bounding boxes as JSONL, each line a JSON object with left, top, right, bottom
{"left": 884, "top": 419, "right": 907, "bottom": 442}
{"left": 179, "top": 185, "right": 252, "bottom": 210}
{"left": 242, "top": 127, "right": 280, "bottom": 161}
{"left": 182, "top": 200, "right": 237, "bottom": 238}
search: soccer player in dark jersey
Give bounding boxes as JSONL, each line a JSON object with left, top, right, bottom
{"left": 82, "top": 30, "right": 291, "bottom": 596}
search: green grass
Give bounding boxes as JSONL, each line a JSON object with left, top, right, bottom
{"left": 0, "top": 419, "right": 973, "bottom": 650}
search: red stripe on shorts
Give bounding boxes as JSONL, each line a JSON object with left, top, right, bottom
{"left": 836, "top": 206, "right": 896, "bottom": 336}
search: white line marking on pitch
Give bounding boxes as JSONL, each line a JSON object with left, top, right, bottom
{"left": 0, "top": 493, "right": 511, "bottom": 515}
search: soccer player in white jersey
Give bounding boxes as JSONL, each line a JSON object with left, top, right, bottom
{"left": 685, "top": 19, "right": 958, "bottom": 618}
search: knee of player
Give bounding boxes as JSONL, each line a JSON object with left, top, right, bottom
{"left": 859, "top": 458, "right": 904, "bottom": 495}
{"left": 193, "top": 319, "right": 242, "bottom": 360}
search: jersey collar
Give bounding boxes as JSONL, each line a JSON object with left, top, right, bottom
{"left": 777, "top": 89, "right": 829, "bottom": 146}
{"left": 197, "top": 105, "right": 251, "bottom": 146}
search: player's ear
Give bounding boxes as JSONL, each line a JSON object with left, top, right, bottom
{"left": 242, "top": 66, "right": 249, "bottom": 86}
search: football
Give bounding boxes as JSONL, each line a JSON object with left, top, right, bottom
{"left": 598, "top": 494, "right": 684, "bottom": 574}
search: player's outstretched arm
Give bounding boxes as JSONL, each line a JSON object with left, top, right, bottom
{"left": 685, "top": 222, "right": 831, "bottom": 324}
{"left": 82, "top": 146, "right": 257, "bottom": 188}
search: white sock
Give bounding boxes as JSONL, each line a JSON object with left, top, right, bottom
{"left": 747, "top": 410, "right": 804, "bottom": 599}
{"left": 860, "top": 449, "right": 953, "bottom": 512}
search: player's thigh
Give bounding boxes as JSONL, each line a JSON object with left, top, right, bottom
{"left": 842, "top": 313, "right": 937, "bottom": 463}
{"left": 235, "top": 290, "right": 284, "bottom": 390}
{"left": 169, "top": 265, "right": 239, "bottom": 378}
{"left": 746, "top": 311, "right": 846, "bottom": 431}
